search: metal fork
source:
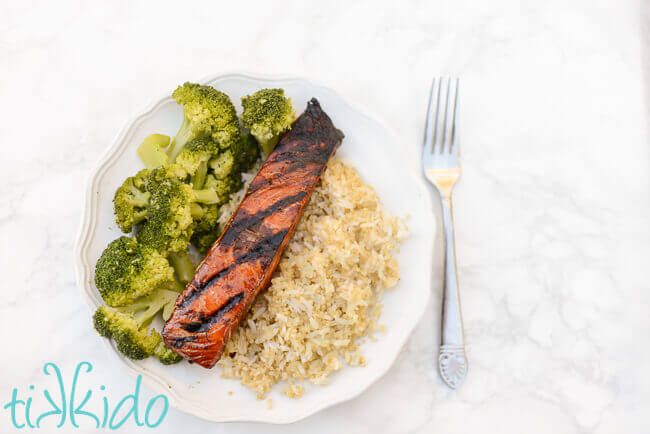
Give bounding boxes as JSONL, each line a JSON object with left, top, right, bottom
{"left": 422, "top": 77, "right": 467, "bottom": 389}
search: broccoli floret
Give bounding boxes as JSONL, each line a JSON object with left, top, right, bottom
{"left": 169, "top": 133, "right": 257, "bottom": 256}
{"left": 113, "top": 169, "right": 151, "bottom": 233}
{"left": 147, "top": 164, "right": 221, "bottom": 204}
{"left": 241, "top": 88, "right": 295, "bottom": 156}
{"left": 190, "top": 231, "right": 219, "bottom": 254}
{"left": 190, "top": 203, "right": 221, "bottom": 253}
{"left": 95, "top": 237, "right": 181, "bottom": 307}
{"left": 136, "top": 221, "right": 191, "bottom": 259}
{"left": 208, "top": 150, "right": 236, "bottom": 180}
{"left": 175, "top": 130, "right": 253, "bottom": 193}
{"left": 167, "top": 250, "right": 195, "bottom": 285}
{"left": 189, "top": 171, "right": 246, "bottom": 253}
{"left": 154, "top": 342, "right": 183, "bottom": 365}
{"left": 92, "top": 289, "right": 181, "bottom": 363}
{"left": 167, "top": 83, "right": 241, "bottom": 162}
{"left": 136, "top": 165, "right": 219, "bottom": 255}
{"left": 239, "top": 132, "right": 261, "bottom": 172}
{"left": 174, "top": 136, "right": 220, "bottom": 189}
{"left": 93, "top": 306, "right": 160, "bottom": 359}
{"left": 204, "top": 173, "right": 241, "bottom": 206}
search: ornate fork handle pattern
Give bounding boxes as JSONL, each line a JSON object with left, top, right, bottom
{"left": 430, "top": 169, "right": 467, "bottom": 389}
{"left": 439, "top": 345, "right": 468, "bottom": 389}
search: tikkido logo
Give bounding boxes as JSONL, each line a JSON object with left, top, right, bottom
{"left": 2, "top": 362, "right": 170, "bottom": 430}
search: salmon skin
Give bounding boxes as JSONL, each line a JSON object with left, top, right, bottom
{"left": 162, "top": 98, "right": 344, "bottom": 368}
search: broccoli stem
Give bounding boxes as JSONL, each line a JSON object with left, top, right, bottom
{"left": 260, "top": 136, "right": 280, "bottom": 157}
{"left": 191, "top": 160, "right": 208, "bottom": 190}
{"left": 168, "top": 251, "right": 195, "bottom": 285}
{"left": 161, "top": 278, "right": 185, "bottom": 293}
{"left": 114, "top": 288, "right": 181, "bottom": 327}
{"left": 117, "top": 294, "right": 168, "bottom": 328}
{"left": 190, "top": 203, "right": 205, "bottom": 219}
{"left": 162, "top": 302, "right": 174, "bottom": 321}
{"left": 193, "top": 189, "right": 219, "bottom": 204}
{"left": 137, "top": 134, "right": 170, "bottom": 169}
{"left": 168, "top": 116, "right": 194, "bottom": 163}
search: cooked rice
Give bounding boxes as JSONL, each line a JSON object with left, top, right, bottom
{"left": 216, "top": 158, "right": 408, "bottom": 398}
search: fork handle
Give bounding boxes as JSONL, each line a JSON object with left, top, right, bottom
{"left": 437, "top": 192, "right": 468, "bottom": 389}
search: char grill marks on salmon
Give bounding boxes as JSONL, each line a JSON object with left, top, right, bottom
{"left": 162, "top": 98, "right": 344, "bottom": 368}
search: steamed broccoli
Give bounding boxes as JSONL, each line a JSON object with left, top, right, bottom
{"left": 239, "top": 132, "right": 261, "bottom": 172}
{"left": 175, "top": 133, "right": 255, "bottom": 190}
{"left": 136, "top": 165, "right": 219, "bottom": 255}
{"left": 167, "top": 83, "right": 241, "bottom": 162}
{"left": 95, "top": 236, "right": 181, "bottom": 307}
{"left": 241, "top": 88, "right": 295, "bottom": 155}
{"left": 167, "top": 250, "right": 195, "bottom": 285}
{"left": 174, "top": 136, "right": 221, "bottom": 189}
{"left": 190, "top": 165, "right": 251, "bottom": 252}
{"left": 208, "top": 149, "right": 236, "bottom": 180}
{"left": 137, "top": 134, "right": 170, "bottom": 169}
{"left": 154, "top": 342, "right": 183, "bottom": 365}
{"left": 95, "top": 84, "right": 293, "bottom": 368}
{"left": 93, "top": 289, "right": 182, "bottom": 364}
{"left": 113, "top": 169, "right": 151, "bottom": 233}
{"left": 206, "top": 173, "right": 242, "bottom": 205}
{"left": 190, "top": 203, "right": 221, "bottom": 253}
{"left": 170, "top": 134, "right": 252, "bottom": 254}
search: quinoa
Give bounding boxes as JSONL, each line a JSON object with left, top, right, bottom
{"left": 216, "top": 158, "right": 408, "bottom": 398}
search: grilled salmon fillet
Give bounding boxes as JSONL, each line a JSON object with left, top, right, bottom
{"left": 162, "top": 98, "right": 344, "bottom": 368}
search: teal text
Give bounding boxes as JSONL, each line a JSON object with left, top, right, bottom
{"left": 3, "top": 362, "right": 169, "bottom": 430}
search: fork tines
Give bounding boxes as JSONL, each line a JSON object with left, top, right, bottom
{"left": 423, "top": 77, "right": 460, "bottom": 157}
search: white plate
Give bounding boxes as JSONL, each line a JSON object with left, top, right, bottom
{"left": 74, "top": 73, "right": 435, "bottom": 423}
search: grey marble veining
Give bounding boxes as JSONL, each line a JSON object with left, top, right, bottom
{"left": 0, "top": 0, "right": 648, "bottom": 432}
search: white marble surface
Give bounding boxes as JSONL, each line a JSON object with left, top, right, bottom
{"left": 1, "top": 0, "right": 649, "bottom": 432}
